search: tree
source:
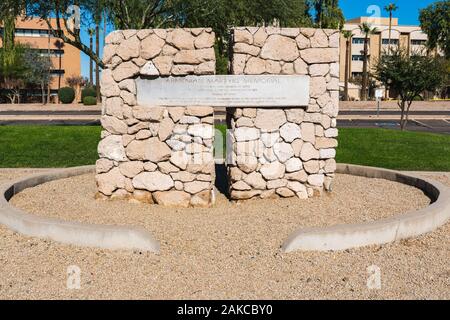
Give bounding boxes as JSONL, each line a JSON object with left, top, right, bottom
{"left": 384, "top": 2, "right": 398, "bottom": 53}
{"left": 66, "top": 75, "right": 88, "bottom": 102}
{"left": 88, "top": 28, "right": 95, "bottom": 84}
{"left": 11, "top": 0, "right": 312, "bottom": 73}
{"left": 342, "top": 29, "right": 352, "bottom": 101}
{"left": 0, "top": 45, "right": 28, "bottom": 104}
{"left": 311, "top": 0, "right": 344, "bottom": 29}
{"left": 374, "top": 48, "right": 447, "bottom": 130}
{"left": 23, "top": 49, "right": 52, "bottom": 104}
{"left": 17, "top": 0, "right": 107, "bottom": 68}
{"left": 359, "top": 22, "right": 378, "bottom": 101}
{"left": 419, "top": 0, "right": 450, "bottom": 58}
{"left": 54, "top": 40, "right": 65, "bottom": 96}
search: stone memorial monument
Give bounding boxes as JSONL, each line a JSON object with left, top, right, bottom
{"left": 95, "top": 26, "right": 339, "bottom": 206}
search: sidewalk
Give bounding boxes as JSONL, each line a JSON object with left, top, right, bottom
{"left": 339, "top": 100, "right": 450, "bottom": 111}
{"left": 0, "top": 102, "right": 449, "bottom": 124}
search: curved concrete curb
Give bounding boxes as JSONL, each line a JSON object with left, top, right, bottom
{"left": 282, "top": 164, "right": 450, "bottom": 252}
{"left": 0, "top": 166, "right": 160, "bottom": 253}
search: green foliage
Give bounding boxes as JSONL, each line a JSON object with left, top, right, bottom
{"left": 311, "top": 0, "right": 344, "bottom": 29}
{"left": 81, "top": 86, "right": 97, "bottom": 100}
{"left": 375, "top": 49, "right": 446, "bottom": 102}
{"left": 23, "top": 49, "right": 52, "bottom": 88}
{"left": 58, "top": 87, "right": 76, "bottom": 104}
{"left": 419, "top": 0, "right": 450, "bottom": 58}
{"left": 0, "top": 45, "right": 29, "bottom": 103}
{"left": 374, "top": 48, "right": 447, "bottom": 128}
{"left": 83, "top": 96, "right": 97, "bottom": 105}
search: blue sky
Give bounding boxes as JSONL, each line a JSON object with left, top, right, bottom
{"left": 340, "top": 0, "right": 435, "bottom": 25}
{"left": 80, "top": 0, "right": 436, "bottom": 78}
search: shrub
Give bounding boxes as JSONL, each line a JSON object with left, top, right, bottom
{"left": 81, "top": 86, "right": 97, "bottom": 101}
{"left": 83, "top": 96, "right": 97, "bottom": 105}
{"left": 58, "top": 87, "right": 75, "bottom": 104}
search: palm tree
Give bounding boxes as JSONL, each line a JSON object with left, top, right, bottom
{"left": 87, "top": 28, "right": 95, "bottom": 85}
{"left": 342, "top": 30, "right": 353, "bottom": 101}
{"left": 54, "top": 40, "right": 65, "bottom": 100}
{"left": 95, "top": 21, "right": 100, "bottom": 102}
{"left": 359, "top": 22, "right": 378, "bottom": 101}
{"left": 384, "top": 3, "right": 399, "bottom": 53}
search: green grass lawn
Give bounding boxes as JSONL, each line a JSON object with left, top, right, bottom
{"left": 0, "top": 125, "right": 449, "bottom": 171}
{"left": 0, "top": 125, "right": 101, "bottom": 168}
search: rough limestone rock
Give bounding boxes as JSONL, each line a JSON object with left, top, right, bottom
{"left": 119, "top": 161, "right": 144, "bottom": 178}
{"left": 254, "top": 109, "right": 286, "bottom": 131}
{"left": 300, "top": 48, "right": 338, "bottom": 64}
{"left": 273, "top": 142, "right": 294, "bottom": 163}
{"left": 184, "top": 181, "right": 210, "bottom": 194}
{"left": 280, "top": 123, "right": 301, "bottom": 142}
{"left": 260, "top": 161, "right": 285, "bottom": 180}
{"left": 98, "top": 135, "right": 127, "bottom": 161}
{"left": 158, "top": 118, "right": 175, "bottom": 141}
{"left": 112, "top": 61, "right": 140, "bottom": 82}
{"left": 285, "top": 157, "right": 303, "bottom": 172}
{"left": 96, "top": 167, "right": 125, "bottom": 196}
{"left": 190, "top": 190, "right": 212, "bottom": 207}
{"left": 100, "top": 69, "right": 120, "bottom": 97}
{"left": 167, "top": 29, "right": 195, "bottom": 50}
{"left": 96, "top": 159, "right": 114, "bottom": 174}
{"left": 140, "top": 34, "right": 165, "bottom": 59}
{"left": 140, "top": 61, "right": 160, "bottom": 76}
{"left": 244, "top": 172, "right": 266, "bottom": 189}
{"left": 260, "top": 35, "right": 299, "bottom": 62}
{"left": 307, "top": 174, "right": 325, "bottom": 187}
{"left": 153, "top": 191, "right": 191, "bottom": 207}
{"left": 300, "top": 142, "right": 319, "bottom": 161}
{"left": 132, "top": 171, "right": 174, "bottom": 191}
{"left": 116, "top": 35, "right": 140, "bottom": 60}
{"left": 301, "top": 122, "right": 316, "bottom": 143}
{"left": 234, "top": 127, "right": 260, "bottom": 142}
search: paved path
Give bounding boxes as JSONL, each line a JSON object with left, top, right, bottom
{"left": 1, "top": 102, "right": 449, "bottom": 134}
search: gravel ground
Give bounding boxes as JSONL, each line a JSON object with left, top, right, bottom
{"left": 0, "top": 168, "right": 449, "bottom": 300}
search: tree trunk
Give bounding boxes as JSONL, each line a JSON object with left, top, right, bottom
{"left": 103, "top": 10, "right": 107, "bottom": 48}
{"left": 399, "top": 104, "right": 406, "bottom": 130}
{"left": 3, "top": 15, "right": 16, "bottom": 52}
{"left": 344, "top": 38, "right": 350, "bottom": 101}
{"left": 388, "top": 12, "right": 392, "bottom": 53}
{"left": 89, "top": 35, "right": 93, "bottom": 85}
{"left": 41, "top": 82, "right": 46, "bottom": 105}
{"left": 95, "top": 23, "right": 100, "bottom": 103}
{"left": 58, "top": 49, "right": 62, "bottom": 104}
{"left": 361, "top": 36, "right": 369, "bottom": 101}
{"left": 47, "top": 32, "right": 51, "bottom": 104}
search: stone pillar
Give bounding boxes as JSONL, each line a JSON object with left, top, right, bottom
{"left": 96, "top": 28, "right": 216, "bottom": 207}
{"left": 227, "top": 27, "right": 339, "bottom": 200}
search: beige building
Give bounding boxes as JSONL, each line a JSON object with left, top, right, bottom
{"left": 0, "top": 16, "right": 81, "bottom": 100}
{"left": 339, "top": 16, "right": 428, "bottom": 100}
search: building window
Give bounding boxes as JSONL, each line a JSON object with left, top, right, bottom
{"left": 0, "top": 28, "right": 52, "bottom": 37}
{"left": 382, "top": 39, "right": 399, "bottom": 45}
{"left": 352, "top": 55, "right": 364, "bottom": 61}
{"left": 50, "top": 69, "right": 65, "bottom": 75}
{"left": 34, "top": 49, "right": 64, "bottom": 57}
{"left": 351, "top": 72, "right": 363, "bottom": 78}
{"left": 411, "top": 39, "right": 427, "bottom": 46}
{"left": 352, "top": 38, "right": 367, "bottom": 44}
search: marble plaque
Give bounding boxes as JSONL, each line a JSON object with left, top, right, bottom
{"left": 136, "top": 75, "right": 310, "bottom": 107}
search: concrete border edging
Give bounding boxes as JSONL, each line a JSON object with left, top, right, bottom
{"left": 0, "top": 166, "right": 160, "bottom": 253}
{"left": 282, "top": 164, "right": 450, "bottom": 252}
